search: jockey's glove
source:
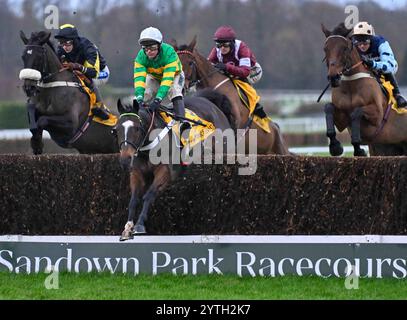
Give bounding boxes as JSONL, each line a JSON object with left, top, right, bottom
{"left": 214, "top": 62, "right": 227, "bottom": 72}
{"left": 149, "top": 98, "right": 162, "bottom": 112}
{"left": 63, "top": 62, "right": 86, "bottom": 73}
{"left": 361, "top": 56, "right": 374, "bottom": 68}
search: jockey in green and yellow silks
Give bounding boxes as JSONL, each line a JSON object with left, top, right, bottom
{"left": 133, "top": 27, "right": 187, "bottom": 126}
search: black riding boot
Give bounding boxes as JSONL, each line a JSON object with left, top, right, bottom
{"left": 172, "top": 96, "right": 190, "bottom": 135}
{"left": 254, "top": 102, "right": 267, "bottom": 118}
{"left": 89, "top": 82, "right": 110, "bottom": 120}
{"left": 385, "top": 73, "right": 407, "bottom": 108}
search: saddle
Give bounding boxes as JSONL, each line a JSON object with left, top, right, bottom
{"left": 231, "top": 79, "right": 272, "bottom": 133}
{"left": 158, "top": 107, "right": 216, "bottom": 149}
{"left": 74, "top": 72, "right": 117, "bottom": 127}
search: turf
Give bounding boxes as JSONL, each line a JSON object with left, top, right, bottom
{"left": 0, "top": 272, "right": 406, "bottom": 300}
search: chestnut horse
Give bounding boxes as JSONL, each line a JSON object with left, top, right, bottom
{"left": 174, "top": 37, "right": 290, "bottom": 155}
{"left": 322, "top": 23, "right": 407, "bottom": 156}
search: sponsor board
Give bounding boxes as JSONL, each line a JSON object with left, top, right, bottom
{"left": 1, "top": 235, "right": 407, "bottom": 278}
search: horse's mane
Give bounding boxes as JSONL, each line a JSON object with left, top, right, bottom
{"left": 332, "top": 23, "right": 352, "bottom": 38}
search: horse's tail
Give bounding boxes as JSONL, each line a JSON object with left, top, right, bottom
{"left": 195, "top": 89, "right": 233, "bottom": 125}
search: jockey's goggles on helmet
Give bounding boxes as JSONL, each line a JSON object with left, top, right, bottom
{"left": 142, "top": 44, "right": 160, "bottom": 52}
{"left": 215, "top": 41, "right": 232, "bottom": 48}
{"left": 353, "top": 36, "right": 371, "bottom": 46}
{"left": 59, "top": 39, "right": 73, "bottom": 46}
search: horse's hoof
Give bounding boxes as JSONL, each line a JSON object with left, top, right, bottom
{"left": 119, "top": 230, "right": 134, "bottom": 241}
{"left": 354, "top": 149, "right": 367, "bottom": 157}
{"left": 329, "top": 143, "right": 343, "bottom": 156}
{"left": 133, "top": 224, "right": 146, "bottom": 235}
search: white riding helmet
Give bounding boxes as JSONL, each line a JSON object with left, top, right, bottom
{"left": 353, "top": 21, "right": 375, "bottom": 37}
{"left": 139, "top": 27, "right": 163, "bottom": 45}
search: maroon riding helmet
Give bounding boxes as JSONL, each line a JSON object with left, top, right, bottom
{"left": 213, "top": 26, "right": 237, "bottom": 42}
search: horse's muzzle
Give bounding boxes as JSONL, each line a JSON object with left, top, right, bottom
{"left": 328, "top": 74, "right": 341, "bottom": 88}
{"left": 119, "top": 148, "right": 136, "bottom": 171}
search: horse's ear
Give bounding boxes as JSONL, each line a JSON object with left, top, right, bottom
{"left": 20, "top": 30, "right": 28, "bottom": 45}
{"left": 39, "top": 32, "right": 51, "bottom": 44}
{"left": 188, "top": 35, "right": 197, "bottom": 51}
{"left": 132, "top": 99, "right": 140, "bottom": 114}
{"left": 321, "top": 24, "right": 331, "bottom": 38}
{"left": 168, "top": 38, "right": 178, "bottom": 50}
{"left": 117, "top": 98, "right": 128, "bottom": 115}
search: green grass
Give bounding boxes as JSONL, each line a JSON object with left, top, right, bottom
{"left": 0, "top": 101, "right": 27, "bottom": 129}
{"left": 0, "top": 272, "right": 406, "bottom": 300}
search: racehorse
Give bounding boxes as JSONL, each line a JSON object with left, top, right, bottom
{"left": 116, "top": 91, "right": 232, "bottom": 240}
{"left": 19, "top": 30, "right": 118, "bottom": 154}
{"left": 321, "top": 23, "right": 407, "bottom": 156}
{"left": 174, "top": 37, "right": 290, "bottom": 155}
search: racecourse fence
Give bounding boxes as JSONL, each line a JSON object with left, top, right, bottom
{"left": 0, "top": 154, "right": 406, "bottom": 236}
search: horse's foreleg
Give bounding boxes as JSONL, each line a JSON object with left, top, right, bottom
{"left": 26, "top": 101, "right": 43, "bottom": 155}
{"left": 324, "top": 103, "right": 343, "bottom": 156}
{"left": 134, "top": 165, "right": 172, "bottom": 234}
{"left": 120, "top": 171, "right": 145, "bottom": 241}
{"left": 350, "top": 107, "right": 367, "bottom": 157}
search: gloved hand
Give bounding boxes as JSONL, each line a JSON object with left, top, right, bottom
{"left": 149, "top": 98, "right": 162, "bottom": 112}
{"left": 214, "top": 62, "right": 227, "bottom": 72}
{"left": 63, "top": 62, "right": 85, "bottom": 72}
{"left": 361, "top": 56, "right": 374, "bottom": 68}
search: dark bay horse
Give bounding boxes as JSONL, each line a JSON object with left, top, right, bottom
{"left": 322, "top": 23, "right": 407, "bottom": 156}
{"left": 19, "top": 31, "right": 118, "bottom": 154}
{"left": 116, "top": 91, "right": 232, "bottom": 240}
{"left": 174, "top": 37, "right": 290, "bottom": 155}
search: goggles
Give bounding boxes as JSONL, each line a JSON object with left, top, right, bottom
{"left": 215, "top": 41, "right": 232, "bottom": 48}
{"left": 142, "top": 44, "right": 160, "bottom": 52}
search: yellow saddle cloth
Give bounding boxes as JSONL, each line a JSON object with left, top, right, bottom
{"left": 76, "top": 76, "right": 118, "bottom": 127}
{"left": 232, "top": 79, "right": 272, "bottom": 133}
{"left": 159, "top": 108, "right": 216, "bottom": 148}
{"left": 380, "top": 77, "right": 407, "bottom": 115}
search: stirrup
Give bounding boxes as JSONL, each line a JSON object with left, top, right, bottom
{"left": 92, "top": 106, "right": 110, "bottom": 120}
{"left": 396, "top": 95, "right": 407, "bottom": 108}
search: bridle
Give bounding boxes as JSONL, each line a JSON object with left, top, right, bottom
{"left": 177, "top": 50, "right": 225, "bottom": 91}
{"left": 24, "top": 44, "right": 66, "bottom": 83}
{"left": 324, "top": 35, "right": 363, "bottom": 79}
{"left": 118, "top": 111, "right": 155, "bottom": 159}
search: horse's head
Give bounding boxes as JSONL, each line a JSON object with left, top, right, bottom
{"left": 174, "top": 36, "right": 200, "bottom": 91}
{"left": 19, "top": 30, "right": 55, "bottom": 96}
{"left": 116, "top": 99, "right": 148, "bottom": 170}
{"left": 321, "top": 23, "right": 354, "bottom": 88}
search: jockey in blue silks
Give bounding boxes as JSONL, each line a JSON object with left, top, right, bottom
{"left": 351, "top": 21, "right": 407, "bottom": 108}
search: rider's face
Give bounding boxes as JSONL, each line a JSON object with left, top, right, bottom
{"left": 143, "top": 44, "right": 160, "bottom": 59}
{"left": 59, "top": 40, "right": 74, "bottom": 53}
{"left": 357, "top": 42, "right": 370, "bottom": 53}
{"left": 216, "top": 42, "right": 232, "bottom": 55}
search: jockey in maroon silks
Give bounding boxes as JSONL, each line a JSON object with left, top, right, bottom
{"left": 208, "top": 26, "right": 266, "bottom": 117}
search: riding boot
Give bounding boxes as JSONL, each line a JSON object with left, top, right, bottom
{"left": 88, "top": 81, "right": 110, "bottom": 120}
{"left": 172, "top": 96, "right": 191, "bottom": 135}
{"left": 254, "top": 102, "right": 267, "bottom": 118}
{"left": 172, "top": 96, "right": 190, "bottom": 166}
{"left": 385, "top": 73, "right": 407, "bottom": 108}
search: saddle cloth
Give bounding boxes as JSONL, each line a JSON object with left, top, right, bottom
{"left": 232, "top": 79, "right": 272, "bottom": 133}
{"left": 76, "top": 75, "right": 118, "bottom": 127}
{"left": 380, "top": 77, "right": 407, "bottom": 115}
{"left": 159, "top": 108, "right": 216, "bottom": 149}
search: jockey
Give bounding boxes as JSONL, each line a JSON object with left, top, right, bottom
{"left": 134, "top": 27, "right": 189, "bottom": 132}
{"left": 208, "top": 25, "right": 266, "bottom": 117}
{"left": 55, "top": 24, "right": 111, "bottom": 120}
{"left": 351, "top": 21, "right": 407, "bottom": 108}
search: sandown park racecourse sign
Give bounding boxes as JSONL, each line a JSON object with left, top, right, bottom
{"left": 1, "top": 235, "right": 407, "bottom": 278}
